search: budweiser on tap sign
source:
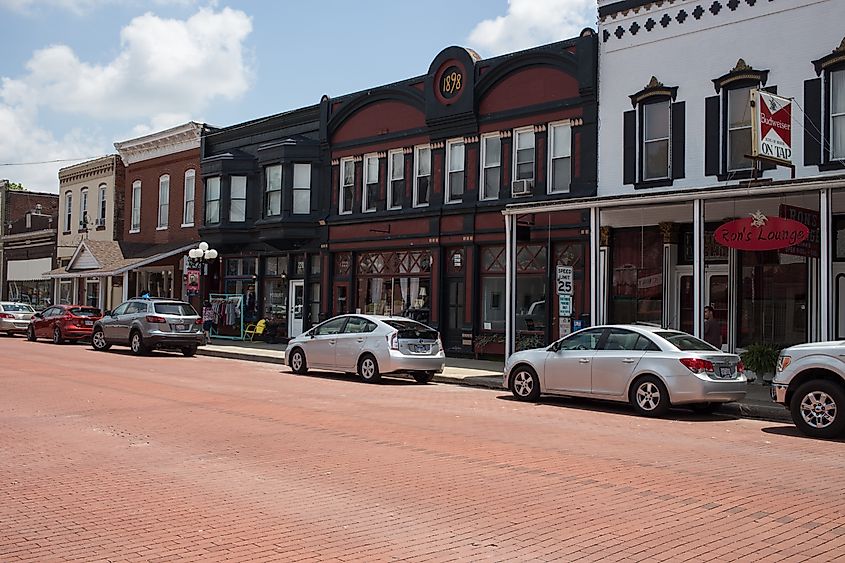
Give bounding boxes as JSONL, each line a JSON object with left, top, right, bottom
{"left": 752, "top": 90, "right": 792, "bottom": 165}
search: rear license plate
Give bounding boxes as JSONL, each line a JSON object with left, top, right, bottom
{"left": 719, "top": 367, "right": 732, "bottom": 378}
{"left": 84, "top": 320, "right": 93, "bottom": 326}
{"left": 410, "top": 344, "right": 430, "bottom": 353}
{"left": 173, "top": 324, "right": 189, "bottom": 332}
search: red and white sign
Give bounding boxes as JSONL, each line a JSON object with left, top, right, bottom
{"left": 752, "top": 90, "right": 792, "bottom": 165}
{"left": 715, "top": 211, "right": 808, "bottom": 251}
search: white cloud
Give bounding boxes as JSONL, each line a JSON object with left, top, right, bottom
{"left": 0, "top": 0, "right": 198, "bottom": 16}
{"left": 468, "top": 0, "right": 596, "bottom": 56}
{"left": 0, "top": 6, "right": 252, "bottom": 191}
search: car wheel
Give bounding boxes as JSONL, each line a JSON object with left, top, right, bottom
{"left": 288, "top": 348, "right": 308, "bottom": 375}
{"left": 511, "top": 365, "right": 541, "bottom": 402}
{"left": 91, "top": 328, "right": 111, "bottom": 351}
{"left": 630, "top": 375, "right": 670, "bottom": 417}
{"left": 790, "top": 380, "right": 845, "bottom": 439}
{"left": 412, "top": 371, "right": 435, "bottom": 384}
{"left": 52, "top": 326, "right": 64, "bottom": 345}
{"left": 130, "top": 331, "right": 148, "bottom": 356}
{"left": 358, "top": 354, "right": 381, "bottom": 383}
{"left": 27, "top": 326, "right": 37, "bottom": 342}
{"left": 181, "top": 346, "right": 197, "bottom": 357}
{"left": 689, "top": 402, "right": 722, "bottom": 414}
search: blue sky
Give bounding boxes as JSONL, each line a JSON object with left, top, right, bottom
{"left": 0, "top": 0, "right": 595, "bottom": 191}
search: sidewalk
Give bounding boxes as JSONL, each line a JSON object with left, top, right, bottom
{"left": 198, "top": 339, "right": 790, "bottom": 423}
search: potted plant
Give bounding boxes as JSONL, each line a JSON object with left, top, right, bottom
{"left": 740, "top": 343, "right": 781, "bottom": 384}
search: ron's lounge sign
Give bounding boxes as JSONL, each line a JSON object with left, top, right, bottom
{"left": 715, "top": 211, "right": 809, "bottom": 251}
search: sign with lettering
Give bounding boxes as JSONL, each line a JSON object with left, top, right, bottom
{"left": 556, "top": 265, "right": 573, "bottom": 295}
{"left": 715, "top": 211, "right": 809, "bottom": 251}
{"left": 558, "top": 294, "right": 572, "bottom": 316}
{"left": 559, "top": 317, "right": 571, "bottom": 338}
{"left": 779, "top": 204, "right": 820, "bottom": 258}
{"left": 752, "top": 90, "right": 792, "bottom": 165}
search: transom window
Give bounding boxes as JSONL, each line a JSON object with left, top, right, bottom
{"left": 157, "top": 174, "right": 169, "bottom": 229}
{"left": 387, "top": 150, "right": 404, "bottom": 210}
{"left": 413, "top": 146, "right": 431, "bottom": 207}
{"left": 363, "top": 154, "right": 378, "bottom": 212}
{"left": 480, "top": 134, "right": 501, "bottom": 200}
{"left": 265, "top": 164, "right": 282, "bottom": 217}
{"left": 727, "top": 86, "right": 753, "bottom": 171}
{"left": 548, "top": 122, "right": 572, "bottom": 193}
{"left": 205, "top": 177, "right": 220, "bottom": 225}
{"left": 339, "top": 158, "right": 354, "bottom": 215}
{"left": 642, "top": 101, "right": 670, "bottom": 180}
{"left": 293, "top": 163, "right": 311, "bottom": 214}
{"left": 446, "top": 140, "right": 465, "bottom": 204}
{"left": 230, "top": 176, "right": 247, "bottom": 222}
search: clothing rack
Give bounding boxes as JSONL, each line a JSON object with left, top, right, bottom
{"left": 209, "top": 293, "right": 245, "bottom": 340}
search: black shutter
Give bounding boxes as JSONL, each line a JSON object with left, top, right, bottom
{"left": 804, "top": 78, "right": 823, "bottom": 166}
{"left": 623, "top": 110, "right": 636, "bottom": 185}
{"left": 671, "top": 101, "right": 685, "bottom": 180}
{"left": 704, "top": 95, "right": 721, "bottom": 176}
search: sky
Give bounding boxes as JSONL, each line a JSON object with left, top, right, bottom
{"left": 0, "top": 0, "right": 596, "bottom": 192}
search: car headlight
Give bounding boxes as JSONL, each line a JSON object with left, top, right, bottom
{"left": 777, "top": 356, "right": 791, "bottom": 372}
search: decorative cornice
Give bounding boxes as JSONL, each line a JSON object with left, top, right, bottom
{"left": 712, "top": 59, "right": 768, "bottom": 93}
{"left": 463, "top": 135, "right": 479, "bottom": 144}
{"left": 377, "top": 151, "right": 387, "bottom": 158}
{"left": 59, "top": 155, "right": 117, "bottom": 184}
{"left": 499, "top": 130, "right": 512, "bottom": 139}
{"left": 331, "top": 158, "right": 340, "bottom": 166}
{"left": 114, "top": 121, "right": 203, "bottom": 166}
{"left": 403, "top": 147, "right": 414, "bottom": 155}
{"left": 629, "top": 76, "right": 678, "bottom": 106}
{"left": 430, "top": 141, "right": 445, "bottom": 150}
{"left": 533, "top": 124, "right": 547, "bottom": 133}
{"left": 813, "top": 36, "right": 845, "bottom": 75}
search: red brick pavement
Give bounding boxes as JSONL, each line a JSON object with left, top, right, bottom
{"left": 1, "top": 337, "right": 844, "bottom": 562}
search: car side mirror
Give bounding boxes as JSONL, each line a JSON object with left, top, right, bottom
{"left": 33, "top": 312, "right": 42, "bottom": 319}
{"left": 103, "top": 310, "right": 112, "bottom": 317}
{"left": 309, "top": 332, "right": 316, "bottom": 339}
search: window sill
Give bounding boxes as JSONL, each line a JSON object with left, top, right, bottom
{"left": 95, "top": 226, "right": 106, "bottom": 231}
{"left": 181, "top": 223, "right": 194, "bottom": 228}
{"left": 547, "top": 189, "right": 571, "bottom": 196}
{"left": 715, "top": 169, "right": 755, "bottom": 181}
{"left": 129, "top": 229, "right": 140, "bottom": 234}
{"left": 387, "top": 206, "right": 402, "bottom": 211}
{"left": 413, "top": 204, "right": 430, "bottom": 209}
{"left": 339, "top": 211, "right": 353, "bottom": 216}
{"left": 156, "top": 226, "right": 168, "bottom": 231}
{"left": 362, "top": 208, "right": 377, "bottom": 213}
{"left": 62, "top": 231, "right": 71, "bottom": 236}
{"left": 445, "top": 199, "right": 463, "bottom": 205}
{"left": 633, "top": 178, "right": 673, "bottom": 190}
{"left": 818, "top": 161, "right": 845, "bottom": 172}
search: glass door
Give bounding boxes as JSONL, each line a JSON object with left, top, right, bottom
{"left": 288, "top": 280, "right": 304, "bottom": 338}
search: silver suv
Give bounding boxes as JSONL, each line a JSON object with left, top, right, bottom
{"left": 91, "top": 298, "right": 204, "bottom": 356}
{"left": 772, "top": 341, "right": 845, "bottom": 439}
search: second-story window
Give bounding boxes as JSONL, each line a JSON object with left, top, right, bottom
{"left": 480, "top": 134, "right": 501, "bottom": 200}
{"left": 512, "top": 128, "right": 535, "bottom": 197}
{"left": 130, "top": 180, "right": 141, "bottom": 232}
{"left": 293, "top": 163, "right": 311, "bottom": 214}
{"left": 265, "top": 164, "right": 282, "bottom": 217}
{"left": 64, "top": 191, "right": 72, "bottom": 232}
{"left": 339, "top": 158, "right": 354, "bottom": 215}
{"left": 548, "top": 122, "right": 572, "bottom": 193}
{"left": 833, "top": 69, "right": 845, "bottom": 160}
{"left": 79, "top": 188, "right": 88, "bottom": 230}
{"left": 97, "top": 184, "right": 107, "bottom": 227}
{"left": 363, "top": 154, "right": 378, "bottom": 212}
{"left": 727, "top": 86, "right": 753, "bottom": 172}
{"left": 446, "top": 140, "right": 465, "bottom": 204}
{"left": 413, "top": 146, "right": 431, "bottom": 208}
{"left": 205, "top": 177, "right": 220, "bottom": 225}
{"left": 182, "top": 169, "right": 195, "bottom": 226}
{"left": 230, "top": 176, "right": 247, "bottom": 222}
{"left": 157, "top": 174, "right": 170, "bottom": 229}
{"left": 387, "top": 150, "right": 403, "bottom": 210}
{"left": 642, "top": 101, "right": 670, "bottom": 181}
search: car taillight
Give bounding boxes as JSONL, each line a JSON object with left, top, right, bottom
{"left": 777, "top": 356, "right": 791, "bottom": 372}
{"left": 679, "top": 358, "right": 715, "bottom": 374}
{"left": 0, "top": 313, "right": 13, "bottom": 319}
{"left": 145, "top": 315, "right": 167, "bottom": 324}
{"left": 388, "top": 331, "right": 399, "bottom": 350}
{"left": 737, "top": 360, "right": 745, "bottom": 374}
{"left": 194, "top": 318, "right": 203, "bottom": 325}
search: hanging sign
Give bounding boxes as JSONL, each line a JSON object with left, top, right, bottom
{"left": 556, "top": 266, "right": 573, "bottom": 295}
{"left": 714, "top": 211, "right": 809, "bottom": 251}
{"left": 186, "top": 268, "right": 201, "bottom": 295}
{"left": 779, "top": 204, "right": 820, "bottom": 258}
{"left": 752, "top": 90, "right": 792, "bottom": 165}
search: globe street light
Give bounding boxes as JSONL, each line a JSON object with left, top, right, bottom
{"left": 187, "top": 242, "right": 218, "bottom": 299}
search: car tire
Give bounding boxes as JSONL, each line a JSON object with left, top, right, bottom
{"left": 412, "top": 371, "right": 435, "bottom": 384}
{"left": 790, "top": 380, "right": 845, "bottom": 439}
{"left": 288, "top": 348, "right": 308, "bottom": 375}
{"left": 511, "top": 365, "right": 541, "bottom": 402}
{"left": 358, "top": 354, "right": 381, "bottom": 383}
{"left": 91, "top": 328, "right": 111, "bottom": 351}
{"left": 181, "top": 346, "right": 197, "bottom": 357}
{"left": 130, "top": 330, "right": 148, "bottom": 356}
{"left": 52, "top": 326, "right": 64, "bottom": 345}
{"left": 630, "top": 375, "right": 671, "bottom": 417}
{"left": 27, "top": 326, "right": 37, "bottom": 342}
{"left": 689, "top": 402, "right": 722, "bottom": 414}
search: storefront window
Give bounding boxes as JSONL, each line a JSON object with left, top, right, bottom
{"left": 310, "top": 255, "right": 321, "bottom": 276}
{"left": 85, "top": 278, "right": 100, "bottom": 308}
{"left": 59, "top": 280, "right": 74, "bottom": 305}
{"left": 7, "top": 280, "right": 52, "bottom": 309}
{"left": 481, "top": 277, "right": 505, "bottom": 331}
{"left": 264, "top": 256, "right": 288, "bottom": 277}
{"left": 610, "top": 226, "right": 663, "bottom": 324}
{"left": 310, "top": 282, "right": 321, "bottom": 323}
{"left": 356, "top": 250, "right": 431, "bottom": 323}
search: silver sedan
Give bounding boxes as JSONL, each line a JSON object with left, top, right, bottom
{"left": 285, "top": 314, "right": 445, "bottom": 384}
{"left": 504, "top": 324, "right": 747, "bottom": 416}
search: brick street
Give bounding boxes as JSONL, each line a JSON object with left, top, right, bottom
{"left": 1, "top": 337, "right": 844, "bottom": 562}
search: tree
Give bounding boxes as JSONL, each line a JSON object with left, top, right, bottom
{"left": 7, "top": 182, "right": 25, "bottom": 191}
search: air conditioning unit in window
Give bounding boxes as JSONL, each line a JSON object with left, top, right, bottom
{"left": 511, "top": 179, "right": 534, "bottom": 197}
{"left": 95, "top": 218, "right": 106, "bottom": 227}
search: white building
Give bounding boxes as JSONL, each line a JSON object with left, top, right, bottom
{"left": 504, "top": 0, "right": 845, "bottom": 355}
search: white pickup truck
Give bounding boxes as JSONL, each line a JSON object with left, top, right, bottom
{"left": 771, "top": 341, "right": 845, "bottom": 439}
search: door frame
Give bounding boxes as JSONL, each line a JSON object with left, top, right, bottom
{"left": 289, "top": 279, "right": 305, "bottom": 338}
{"left": 674, "top": 265, "right": 729, "bottom": 332}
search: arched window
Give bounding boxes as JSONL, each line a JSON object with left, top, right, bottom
{"left": 157, "top": 174, "right": 170, "bottom": 229}
{"left": 79, "top": 187, "right": 89, "bottom": 229}
{"left": 63, "top": 191, "right": 72, "bottom": 233}
{"left": 130, "top": 180, "right": 141, "bottom": 232}
{"left": 182, "top": 169, "right": 195, "bottom": 226}
{"left": 97, "top": 183, "right": 107, "bottom": 227}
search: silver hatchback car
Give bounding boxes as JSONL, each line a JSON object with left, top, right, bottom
{"left": 91, "top": 298, "right": 204, "bottom": 356}
{"left": 504, "top": 324, "right": 747, "bottom": 416}
{"left": 285, "top": 314, "right": 446, "bottom": 383}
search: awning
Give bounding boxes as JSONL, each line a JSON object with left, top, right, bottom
{"left": 46, "top": 242, "right": 194, "bottom": 279}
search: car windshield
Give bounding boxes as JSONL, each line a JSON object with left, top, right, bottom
{"left": 153, "top": 303, "right": 197, "bottom": 316}
{"left": 68, "top": 307, "right": 100, "bottom": 317}
{"left": 655, "top": 331, "right": 719, "bottom": 352}
{"left": 2, "top": 304, "right": 34, "bottom": 312}
{"left": 384, "top": 319, "right": 438, "bottom": 340}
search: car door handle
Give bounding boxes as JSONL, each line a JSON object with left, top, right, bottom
{"left": 579, "top": 358, "right": 590, "bottom": 363}
{"left": 329, "top": 339, "right": 336, "bottom": 345}
{"left": 622, "top": 358, "right": 636, "bottom": 364}
{"left": 356, "top": 338, "right": 364, "bottom": 343}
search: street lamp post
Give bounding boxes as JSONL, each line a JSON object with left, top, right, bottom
{"left": 187, "top": 242, "right": 218, "bottom": 301}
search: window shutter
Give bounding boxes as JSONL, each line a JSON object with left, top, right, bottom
{"left": 623, "top": 110, "right": 636, "bottom": 185}
{"left": 804, "top": 78, "right": 823, "bottom": 166}
{"left": 704, "top": 95, "right": 720, "bottom": 176}
{"left": 671, "top": 101, "right": 685, "bottom": 180}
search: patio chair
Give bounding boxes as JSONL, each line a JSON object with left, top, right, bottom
{"left": 243, "top": 319, "right": 267, "bottom": 341}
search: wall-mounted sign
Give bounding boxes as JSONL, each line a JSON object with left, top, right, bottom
{"left": 752, "top": 90, "right": 792, "bottom": 165}
{"left": 556, "top": 265, "right": 573, "bottom": 295}
{"left": 714, "top": 211, "right": 809, "bottom": 251}
{"left": 779, "top": 204, "right": 820, "bottom": 258}
{"left": 559, "top": 317, "right": 572, "bottom": 338}
{"left": 558, "top": 294, "right": 572, "bottom": 316}
{"left": 438, "top": 65, "right": 463, "bottom": 99}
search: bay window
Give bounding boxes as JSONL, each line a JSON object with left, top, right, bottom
{"left": 205, "top": 177, "right": 220, "bottom": 225}
{"left": 293, "top": 163, "right": 311, "bottom": 214}
{"left": 230, "top": 176, "right": 247, "bottom": 222}
{"left": 265, "top": 164, "right": 282, "bottom": 217}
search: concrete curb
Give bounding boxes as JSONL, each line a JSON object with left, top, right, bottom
{"left": 197, "top": 348, "right": 793, "bottom": 424}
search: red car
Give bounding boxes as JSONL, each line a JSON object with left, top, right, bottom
{"left": 27, "top": 304, "right": 102, "bottom": 344}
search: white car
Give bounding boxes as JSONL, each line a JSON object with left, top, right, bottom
{"left": 0, "top": 302, "right": 36, "bottom": 336}
{"left": 285, "top": 314, "right": 445, "bottom": 383}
